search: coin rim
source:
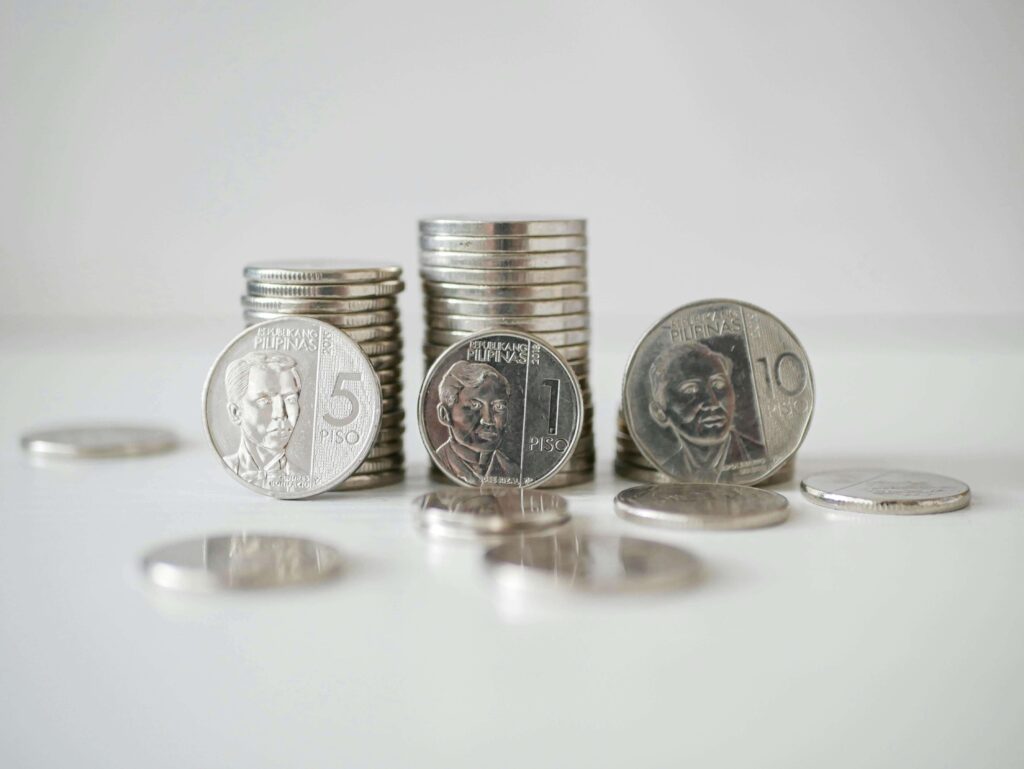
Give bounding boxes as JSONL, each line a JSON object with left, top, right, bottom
{"left": 614, "top": 483, "right": 789, "bottom": 530}
{"left": 799, "top": 469, "right": 971, "bottom": 514}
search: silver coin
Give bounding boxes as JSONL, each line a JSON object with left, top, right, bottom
{"left": 423, "top": 281, "right": 588, "bottom": 301}
{"left": 359, "top": 338, "right": 402, "bottom": 357}
{"left": 247, "top": 280, "right": 404, "bottom": 299}
{"left": 623, "top": 299, "right": 814, "bottom": 486}
{"left": 368, "top": 353, "right": 402, "bottom": 371}
{"left": 241, "top": 295, "right": 398, "bottom": 314}
{"left": 243, "top": 313, "right": 401, "bottom": 339}
{"left": 202, "top": 317, "right": 382, "bottom": 499}
{"left": 536, "top": 469, "right": 595, "bottom": 489}
{"left": 485, "top": 533, "right": 700, "bottom": 593}
{"left": 241, "top": 308, "right": 399, "bottom": 328}
{"left": 20, "top": 424, "right": 178, "bottom": 458}
{"left": 427, "top": 313, "right": 589, "bottom": 333}
{"left": 143, "top": 533, "right": 343, "bottom": 591}
{"left": 426, "top": 326, "right": 589, "bottom": 348}
{"left": 354, "top": 453, "right": 404, "bottom": 474}
{"left": 420, "top": 266, "right": 586, "bottom": 286}
{"left": 800, "top": 469, "right": 971, "bottom": 514}
{"left": 419, "top": 217, "right": 586, "bottom": 237}
{"left": 426, "top": 296, "right": 588, "bottom": 317}
{"left": 418, "top": 330, "right": 584, "bottom": 488}
{"left": 615, "top": 483, "right": 789, "bottom": 530}
{"left": 414, "top": 488, "right": 570, "bottom": 536}
{"left": 331, "top": 468, "right": 404, "bottom": 491}
{"left": 365, "top": 440, "right": 403, "bottom": 459}
{"left": 420, "top": 250, "right": 586, "bottom": 270}
{"left": 243, "top": 262, "right": 402, "bottom": 284}
{"left": 379, "top": 409, "right": 406, "bottom": 428}
{"left": 422, "top": 342, "right": 588, "bottom": 365}
{"left": 420, "top": 235, "right": 586, "bottom": 253}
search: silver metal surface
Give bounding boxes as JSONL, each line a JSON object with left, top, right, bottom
{"left": 623, "top": 299, "right": 814, "bottom": 486}
{"left": 243, "top": 262, "right": 402, "bottom": 285}
{"left": 427, "top": 313, "right": 589, "bottom": 333}
{"left": 246, "top": 280, "right": 405, "bottom": 299}
{"left": 426, "top": 326, "right": 590, "bottom": 348}
{"left": 202, "top": 317, "right": 382, "bottom": 499}
{"left": 241, "top": 295, "right": 398, "bottom": 314}
{"left": 485, "top": 532, "right": 701, "bottom": 593}
{"left": 20, "top": 424, "right": 178, "bottom": 458}
{"left": 143, "top": 533, "right": 343, "bottom": 591}
{"left": 330, "top": 469, "right": 405, "bottom": 491}
{"left": 420, "top": 266, "right": 586, "bottom": 286}
{"left": 418, "top": 330, "right": 584, "bottom": 488}
{"left": 800, "top": 469, "right": 971, "bottom": 514}
{"left": 419, "top": 235, "right": 586, "bottom": 253}
{"left": 240, "top": 309, "right": 398, "bottom": 328}
{"left": 413, "top": 488, "right": 570, "bottom": 537}
{"left": 422, "top": 281, "right": 588, "bottom": 301}
{"left": 426, "top": 296, "right": 588, "bottom": 317}
{"left": 420, "top": 251, "right": 586, "bottom": 270}
{"left": 419, "top": 217, "right": 586, "bottom": 237}
{"left": 615, "top": 483, "right": 789, "bottom": 530}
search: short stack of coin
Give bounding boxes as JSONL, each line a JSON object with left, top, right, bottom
{"left": 241, "top": 262, "right": 406, "bottom": 490}
{"left": 419, "top": 217, "right": 594, "bottom": 488}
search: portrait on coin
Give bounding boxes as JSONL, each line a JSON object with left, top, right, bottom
{"left": 647, "top": 340, "right": 765, "bottom": 481}
{"left": 221, "top": 351, "right": 306, "bottom": 487}
{"left": 434, "top": 360, "right": 521, "bottom": 484}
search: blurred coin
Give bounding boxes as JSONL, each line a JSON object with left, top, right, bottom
{"left": 355, "top": 454, "right": 405, "bottom": 474}
{"left": 365, "top": 440, "right": 403, "bottom": 459}
{"left": 379, "top": 410, "right": 406, "bottom": 428}
{"left": 243, "top": 262, "right": 402, "bottom": 284}
{"left": 241, "top": 295, "right": 398, "bottom": 314}
{"left": 420, "top": 235, "right": 586, "bottom": 253}
{"left": 423, "top": 281, "right": 587, "bottom": 301}
{"left": 143, "top": 533, "right": 342, "bottom": 591}
{"left": 243, "top": 315, "right": 400, "bottom": 342}
{"left": 423, "top": 343, "right": 588, "bottom": 366}
{"left": 368, "top": 353, "right": 402, "bottom": 371}
{"left": 427, "top": 313, "right": 589, "bottom": 333}
{"left": 378, "top": 381, "right": 402, "bottom": 399}
{"left": 374, "top": 368, "right": 401, "bottom": 385}
{"left": 623, "top": 299, "right": 814, "bottom": 486}
{"left": 242, "top": 309, "right": 398, "bottom": 328}
{"left": 359, "top": 339, "right": 402, "bottom": 357}
{"left": 426, "top": 296, "right": 587, "bottom": 317}
{"left": 537, "top": 469, "right": 596, "bottom": 489}
{"left": 800, "top": 469, "right": 970, "bottom": 514}
{"left": 614, "top": 460, "right": 674, "bottom": 484}
{"left": 420, "top": 266, "right": 586, "bottom": 286}
{"left": 485, "top": 533, "right": 700, "bottom": 593}
{"left": 331, "top": 469, "right": 405, "bottom": 491}
{"left": 414, "top": 488, "right": 570, "bottom": 537}
{"left": 615, "top": 483, "right": 789, "bottom": 530}
{"left": 426, "top": 327, "right": 589, "bottom": 348}
{"left": 419, "top": 217, "right": 586, "bottom": 237}
{"left": 202, "top": 317, "right": 382, "bottom": 499}
{"left": 247, "top": 280, "right": 404, "bottom": 299}
{"left": 419, "top": 330, "right": 584, "bottom": 488}
{"left": 20, "top": 424, "right": 178, "bottom": 459}
{"left": 420, "top": 250, "right": 586, "bottom": 270}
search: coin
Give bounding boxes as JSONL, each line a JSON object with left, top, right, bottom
{"left": 420, "top": 235, "right": 586, "bottom": 253}
{"left": 414, "top": 488, "right": 570, "bottom": 537}
{"left": 800, "top": 469, "right": 971, "bottom": 514}
{"left": 420, "top": 250, "right": 586, "bottom": 270}
{"left": 202, "top": 317, "right": 382, "bottom": 499}
{"left": 20, "top": 424, "right": 178, "bottom": 458}
{"left": 422, "top": 342, "right": 588, "bottom": 365}
{"left": 615, "top": 483, "right": 789, "bottom": 530}
{"left": 426, "top": 327, "right": 589, "bottom": 348}
{"left": 419, "top": 217, "right": 586, "bottom": 237}
{"left": 331, "top": 469, "right": 405, "bottom": 491}
{"left": 241, "top": 295, "right": 398, "bottom": 314}
{"left": 143, "top": 533, "right": 342, "bottom": 591}
{"left": 244, "top": 314, "right": 401, "bottom": 341}
{"left": 358, "top": 339, "right": 402, "bottom": 357}
{"left": 536, "top": 469, "right": 596, "bottom": 488}
{"left": 622, "top": 299, "right": 814, "bottom": 486}
{"left": 241, "top": 308, "right": 398, "bottom": 328}
{"left": 365, "top": 440, "right": 403, "bottom": 459}
{"left": 484, "top": 533, "right": 700, "bottom": 593}
{"left": 418, "top": 330, "right": 584, "bottom": 488}
{"left": 246, "top": 280, "right": 405, "bottom": 299}
{"left": 426, "top": 296, "right": 587, "bottom": 317}
{"left": 427, "top": 313, "right": 589, "bottom": 333}
{"left": 243, "top": 262, "right": 403, "bottom": 284}
{"left": 422, "top": 281, "right": 588, "bottom": 301}
{"left": 420, "top": 266, "right": 586, "bottom": 286}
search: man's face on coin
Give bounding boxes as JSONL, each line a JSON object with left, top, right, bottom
{"left": 230, "top": 366, "right": 301, "bottom": 451}
{"left": 654, "top": 347, "right": 735, "bottom": 446}
{"left": 442, "top": 377, "right": 508, "bottom": 453}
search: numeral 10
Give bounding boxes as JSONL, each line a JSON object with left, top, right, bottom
{"left": 756, "top": 353, "right": 807, "bottom": 396}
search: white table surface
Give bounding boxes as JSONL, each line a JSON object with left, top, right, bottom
{"left": 2, "top": 313, "right": 1022, "bottom": 769}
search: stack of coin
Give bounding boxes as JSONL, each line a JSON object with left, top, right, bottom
{"left": 419, "top": 217, "right": 594, "bottom": 488}
{"left": 240, "top": 262, "right": 406, "bottom": 490}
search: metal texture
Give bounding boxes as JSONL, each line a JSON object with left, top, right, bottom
{"left": 419, "top": 217, "right": 586, "bottom": 237}
{"left": 800, "top": 469, "right": 971, "bottom": 514}
{"left": 419, "top": 235, "right": 586, "bottom": 253}
{"left": 420, "top": 250, "right": 586, "bottom": 270}
{"left": 20, "top": 424, "right": 178, "bottom": 458}
{"left": 422, "top": 281, "right": 588, "bottom": 301}
{"left": 413, "top": 488, "right": 570, "bottom": 538}
{"left": 243, "top": 262, "right": 402, "bottom": 285}
{"left": 419, "top": 266, "right": 586, "bottom": 286}
{"left": 615, "top": 483, "right": 789, "bottom": 530}
{"left": 247, "top": 280, "right": 404, "bottom": 299}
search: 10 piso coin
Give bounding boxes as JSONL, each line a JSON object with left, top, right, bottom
{"left": 418, "top": 330, "right": 584, "bottom": 488}
{"left": 622, "top": 298, "right": 814, "bottom": 486}
{"left": 615, "top": 483, "right": 789, "bottom": 530}
{"left": 202, "top": 317, "right": 382, "bottom": 499}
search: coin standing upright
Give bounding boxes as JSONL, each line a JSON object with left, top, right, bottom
{"left": 419, "top": 217, "right": 595, "bottom": 487}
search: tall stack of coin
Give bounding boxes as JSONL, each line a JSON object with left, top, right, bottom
{"left": 240, "top": 262, "right": 406, "bottom": 490}
{"left": 419, "top": 217, "right": 594, "bottom": 488}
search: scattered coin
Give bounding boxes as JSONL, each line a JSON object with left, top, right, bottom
{"left": 622, "top": 299, "right": 814, "bottom": 486}
{"left": 419, "top": 330, "right": 584, "bottom": 488}
{"left": 20, "top": 424, "right": 178, "bottom": 458}
{"left": 615, "top": 483, "right": 789, "bottom": 530}
{"left": 419, "top": 217, "right": 586, "bottom": 237}
{"left": 485, "top": 533, "right": 701, "bottom": 593}
{"left": 800, "top": 469, "right": 970, "bottom": 514}
{"left": 413, "top": 488, "right": 570, "bottom": 539}
{"left": 142, "top": 533, "right": 342, "bottom": 591}
{"left": 202, "top": 317, "right": 382, "bottom": 499}
{"left": 243, "top": 262, "right": 403, "bottom": 285}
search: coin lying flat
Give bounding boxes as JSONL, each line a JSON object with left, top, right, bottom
{"left": 241, "top": 309, "right": 398, "bottom": 328}
{"left": 414, "top": 488, "right": 570, "bottom": 539}
{"left": 419, "top": 330, "right": 584, "bottom": 488}
{"left": 246, "top": 280, "right": 404, "bottom": 299}
{"left": 422, "top": 281, "right": 588, "bottom": 301}
{"left": 243, "top": 262, "right": 402, "bottom": 285}
{"left": 485, "top": 533, "right": 700, "bottom": 593}
{"left": 420, "top": 235, "right": 586, "bottom": 253}
{"left": 615, "top": 483, "right": 789, "bottom": 530}
{"left": 241, "top": 295, "right": 398, "bottom": 314}
{"left": 143, "top": 533, "right": 343, "bottom": 591}
{"left": 420, "top": 251, "right": 586, "bottom": 270}
{"left": 800, "top": 469, "right": 970, "bottom": 514}
{"left": 427, "top": 313, "right": 589, "bottom": 333}
{"left": 623, "top": 299, "right": 814, "bottom": 486}
{"left": 420, "top": 266, "right": 586, "bottom": 286}
{"left": 419, "top": 217, "right": 586, "bottom": 237}
{"left": 20, "top": 424, "right": 178, "bottom": 458}
{"left": 202, "top": 317, "right": 382, "bottom": 499}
